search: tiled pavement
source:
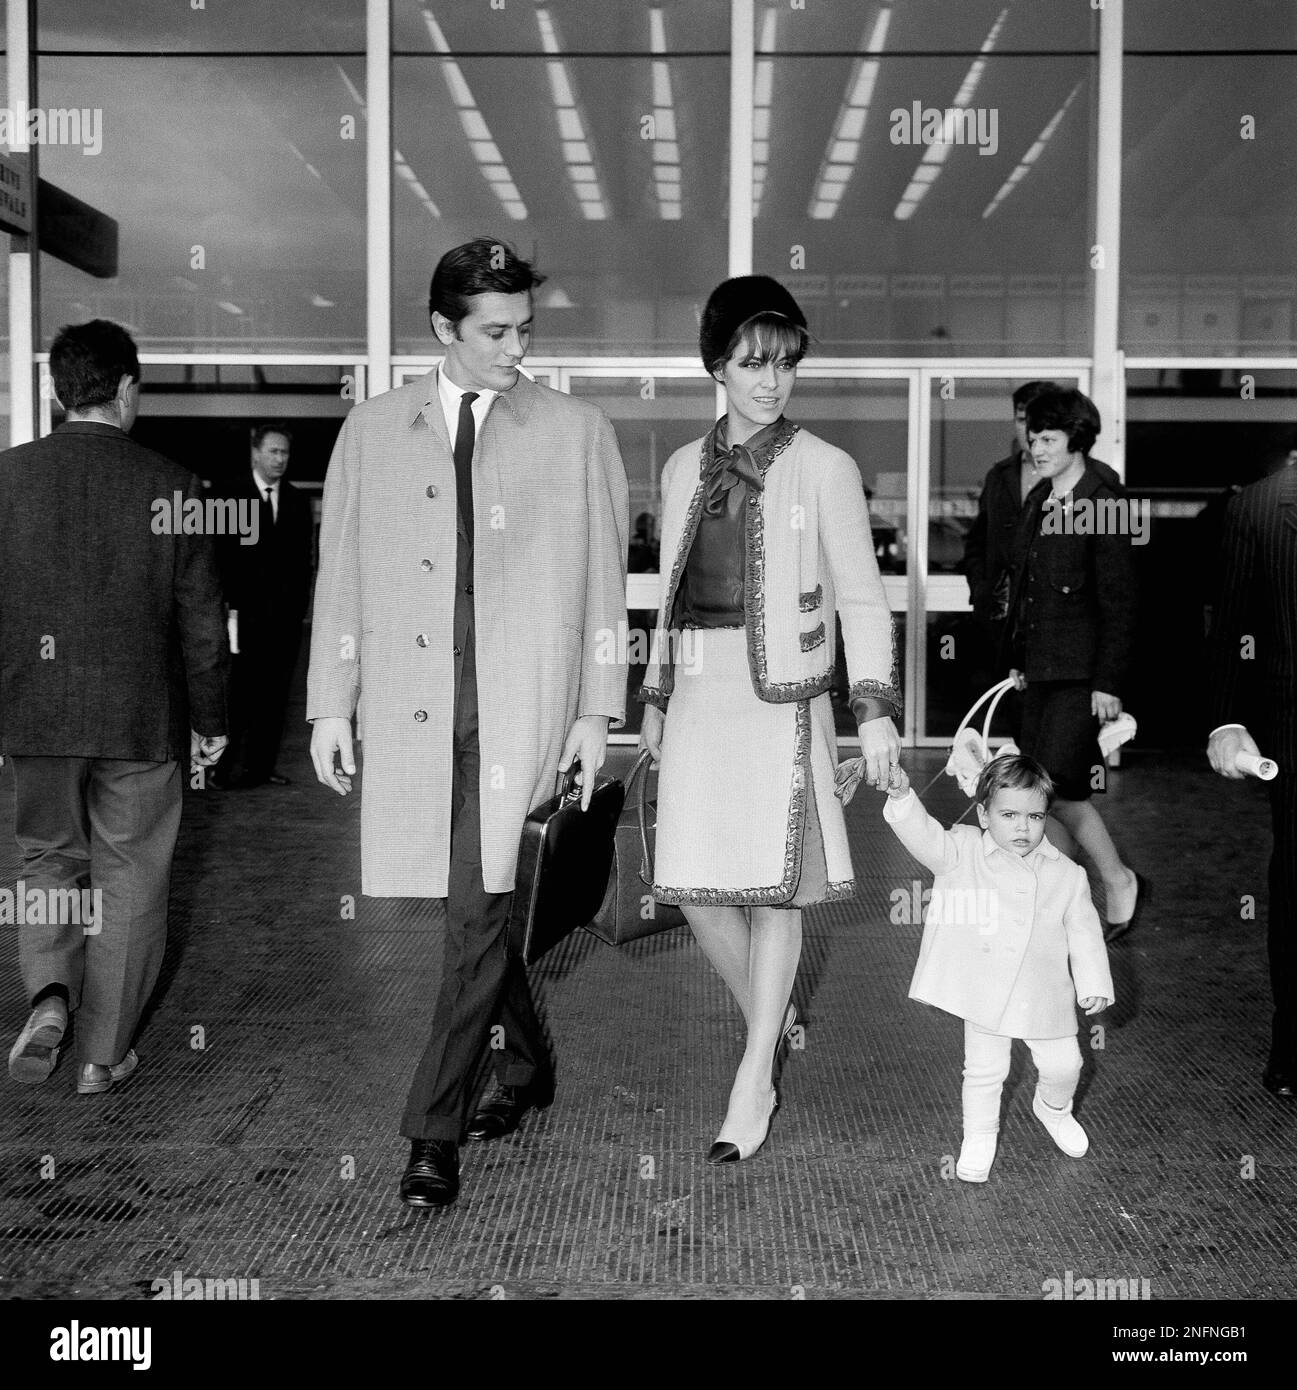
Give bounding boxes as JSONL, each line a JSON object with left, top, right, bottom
{"left": 1, "top": 715, "right": 1294, "bottom": 1301}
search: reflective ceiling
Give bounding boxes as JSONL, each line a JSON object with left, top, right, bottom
{"left": 18, "top": 1, "right": 1297, "bottom": 351}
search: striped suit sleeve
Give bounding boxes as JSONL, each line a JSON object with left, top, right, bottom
{"left": 1206, "top": 491, "right": 1259, "bottom": 734}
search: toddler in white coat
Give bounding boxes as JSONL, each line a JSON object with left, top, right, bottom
{"left": 883, "top": 754, "right": 1114, "bottom": 1181}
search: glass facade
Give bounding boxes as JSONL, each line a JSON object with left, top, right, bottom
{"left": 392, "top": 49, "right": 728, "bottom": 354}
{"left": 37, "top": 56, "right": 367, "bottom": 351}
{"left": 37, "top": 0, "right": 367, "bottom": 51}
{"left": 754, "top": 51, "right": 1096, "bottom": 356}
{"left": 2, "top": 1, "right": 1292, "bottom": 746}
{"left": 1121, "top": 5, "right": 1297, "bottom": 356}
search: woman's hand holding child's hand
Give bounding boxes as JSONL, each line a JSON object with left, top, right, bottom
{"left": 886, "top": 765, "right": 910, "bottom": 799}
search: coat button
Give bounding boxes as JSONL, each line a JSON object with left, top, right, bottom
{"left": 426, "top": 485, "right": 438, "bottom": 498}
{"left": 413, "top": 710, "right": 427, "bottom": 722}
{"left": 421, "top": 559, "right": 434, "bottom": 572}
{"left": 748, "top": 496, "right": 757, "bottom": 506}
{"left": 1061, "top": 584, "right": 1071, "bottom": 593}
{"left": 416, "top": 634, "right": 429, "bottom": 648}
{"left": 453, "top": 645, "right": 462, "bottom": 657}
{"left": 465, "top": 584, "right": 474, "bottom": 594}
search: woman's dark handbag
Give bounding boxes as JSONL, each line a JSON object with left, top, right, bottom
{"left": 586, "top": 750, "right": 688, "bottom": 946}
{"left": 508, "top": 765, "right": 626, "bottom": 964}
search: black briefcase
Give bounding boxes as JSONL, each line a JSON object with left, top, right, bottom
{"left": 586, "top": 751, "right": 688, "bottom": 946}
{"left": 507, "top": 764, "right": 626, "bottom": 964}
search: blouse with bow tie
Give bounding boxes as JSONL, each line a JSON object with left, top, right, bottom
{"left": 669, "top": 415, "right": 892, "bottom": 726}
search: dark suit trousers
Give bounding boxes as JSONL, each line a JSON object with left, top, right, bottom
{"left": 227, "top": 614, "right": 302, "bottom": 780}
{"left": 1268, "top": 768, "right": 1297, "bottom": 1065}
{"left": 399, "top": 631, "right": 552, "bottom": 1142}
{"left": 8, "top": 756, "right": 182, "bottom": 1064}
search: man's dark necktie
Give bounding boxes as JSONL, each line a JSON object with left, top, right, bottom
{"left": 454, "top": 391, "right": 479, "bottom": 543}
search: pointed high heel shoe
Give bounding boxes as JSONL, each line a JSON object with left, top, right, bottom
{"left": 707, "top": 1087, "right": 778, "bottom": 1164}
{"left": 1104, "top": 871, "right": 1149, "bottom": 944}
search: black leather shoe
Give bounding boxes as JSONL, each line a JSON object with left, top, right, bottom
{"left": 399, "top": 1139, "right": 459, "bottom": 1207}
{"left": 466, "top": 1081, "right": 553, "bottom": 1142}
{"left": 1262, "top": 1064, "right": 1297, "bottom": 1099}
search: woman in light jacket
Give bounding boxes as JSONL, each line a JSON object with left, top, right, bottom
{"left": 639, "top": 276, "right": 901, "bottom": 1162}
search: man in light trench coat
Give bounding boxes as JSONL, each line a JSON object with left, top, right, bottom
{"left": 308, "top": 238, "right": 629, "bottom": 1207}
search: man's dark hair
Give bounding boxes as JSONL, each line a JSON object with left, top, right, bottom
{"left": 976, "top": 753, "right": 1055, "bottom": 809}
{"left": 1024, "top": 387, "right": 1102, "bottom": 456}
{"left": 1012, "top": 379, "right": 1058, "bottom": 412}
{"left": 428, "top": 237, "right": 546, "bottom": 326}
{"left": 251, "top": 423, "right": 293, "bottom": 450}
{"left": 49, "top": 319, "right": 140, "bottom": 413}
{"left": 1261, "top": 425, "right": 1297, "bottom": 475}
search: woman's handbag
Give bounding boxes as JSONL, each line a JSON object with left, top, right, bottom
{"left": 585, "top": 750, "right": 687, "bottom": 946}
{"left": 944, "top": 676, "right": 1021, "bottom": 796}
{"left": 508, "top": 764, "right": 626, "bottom": 964}
{"left": 945, "top": 678, "right": 1138, "bottom": 791}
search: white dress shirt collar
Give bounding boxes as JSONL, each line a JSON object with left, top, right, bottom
{"left": 436, "top": 364, "right": 497, "bottom": 450}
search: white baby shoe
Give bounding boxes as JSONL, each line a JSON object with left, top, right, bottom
{"left": 956, "top": 1132, "right": 998, "bottom": 1182}
{"left": 1032, "top": 1091, "right": 1089, "bottom": 1157}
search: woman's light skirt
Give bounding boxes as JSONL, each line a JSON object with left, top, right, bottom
{"left": 652, "top": 626, "right": 855, "bottom": 907}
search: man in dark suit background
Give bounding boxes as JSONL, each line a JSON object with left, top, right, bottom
{"left": 1, "top": 319, "right": 228, "bottom": 1093}
{"left": 1207, "top": 429, "right": 1297, "bottom": 1098}
{"left": 964, "top": 381, "right": 1058, "bottom": 639}
{"left": 214, "top": 424, "right": 313, "bottom": 788}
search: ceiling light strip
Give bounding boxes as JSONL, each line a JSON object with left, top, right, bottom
{"left": 981, "top": 79, "right": 1083, "bottom": 219}
{"left": 893, "top": 6, "right": 1008, "bottom": 222}
{"left": 806, "top": 4, "right": 892, "bottom": 221}
{"left": 536, "top": 6, "right": 608, "bottom": 220}
{"left": 649, "top": 8, "right": 683, "bottom": 219}
{"left": 424, "top": 7, "right": 527, "bottom": 220}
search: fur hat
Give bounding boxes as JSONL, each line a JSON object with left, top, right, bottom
{"left": 699, "top": 275, "right": 807, "bottom": 373}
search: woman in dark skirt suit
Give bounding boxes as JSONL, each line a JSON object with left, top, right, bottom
{"left": 638, "top": 276, "right": 901, "bottom": 1163}
{"left": 1005, "top": 387, "right": 1145, "bottom": 938}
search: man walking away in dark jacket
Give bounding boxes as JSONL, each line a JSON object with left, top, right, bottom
{"left": 0, "top": 319, "right": 229, "bottom": 1094}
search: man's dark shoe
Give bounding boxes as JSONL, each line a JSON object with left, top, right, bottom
{"left": 467, "top": 1080, "right": 553, "bottom": 1142}
{"left": 1262, "top": 1063, "right": 1296, "bottom": 1099}
{"left": 399, "top": 1139, "right": 459, "bottom": 1207}
{"left": 8, "top": 997, "right": 68, "bottom": 1084}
